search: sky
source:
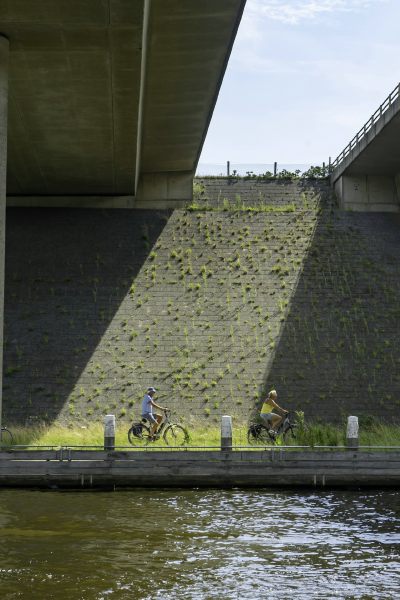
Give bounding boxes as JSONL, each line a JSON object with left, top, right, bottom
{"left": 199, "top": 0, "right": 400, "bottom": 166}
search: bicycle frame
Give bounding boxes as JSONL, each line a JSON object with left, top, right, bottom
{"left": 144, "top": 409, "right": 171, "bottom": 436}
{"left": 247, "top": 412, "right": 296, "bottom": 445}
{"left": 277, "top": 414, "right": 290, "bottom": 434}
{"left": 128, "top": 409, "right": 189, "bottom": 447}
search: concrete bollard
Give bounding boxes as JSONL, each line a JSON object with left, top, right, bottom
{"left": 221, "top": 415, "right": 232, "bottom": 451}
{"left": 346, "top": 416, "right": 359, "bottom": 449}
{"left": 104, "top": 414, "right": 116, "bottom": 451}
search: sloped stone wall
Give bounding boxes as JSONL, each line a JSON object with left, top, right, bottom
{"left": 3, "top": 179, "right": 400, "bottom": 426}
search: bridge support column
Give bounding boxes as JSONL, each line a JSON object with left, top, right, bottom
{"left": 335, "top": 174, "right": 400, "bottom": 212}
{"left": 135, "top": 171, "right": 193, "bottom": 208}
{"left": 0, "top": 35, "right": 9, "bottom": 431}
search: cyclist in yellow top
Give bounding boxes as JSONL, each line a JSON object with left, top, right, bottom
{"left": 260, "top": 389, "right": 288, "bottom": 434}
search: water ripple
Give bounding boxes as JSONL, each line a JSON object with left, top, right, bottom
{"left": 0, "top": 489, "right": 399, "bottom": 599}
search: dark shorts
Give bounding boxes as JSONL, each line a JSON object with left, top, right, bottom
{"left": 142, "top": 412, "right": 157, "bottom": 424}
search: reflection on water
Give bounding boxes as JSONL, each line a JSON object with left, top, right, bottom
{"left": 0, "top": 489, "right": 399, "bottom": 599}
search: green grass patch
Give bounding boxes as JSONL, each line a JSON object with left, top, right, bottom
{"left": 186, "top": 200, "right": 296, "bottom": 213}
{"left": 2, "top": 420, "right": 400, "bottom": 449}
{"left": 289, "top": 421, "right": 400, "bottom": 448}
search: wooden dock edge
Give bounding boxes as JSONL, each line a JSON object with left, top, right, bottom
{"left": 1, "top": 449, "right": 400, "bottom": 489}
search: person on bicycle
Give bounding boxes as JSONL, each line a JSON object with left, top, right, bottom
{"left": 260, "top": 389, "right": 288, "bottom": 434}
{"left": 141, "top": 387, "right": 167, "bottom": 438}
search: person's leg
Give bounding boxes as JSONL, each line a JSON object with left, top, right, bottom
{"left": 261, "top": 413, "right": 279, "bottom": 433}
{"left": 152, "top": 414, "right": 163, "bottom": 435}
{"left": 270, "top": 414, "right": 282, "bottom": 431}
{"left": 147, "top": 413, "right": 158, "bottom": 436}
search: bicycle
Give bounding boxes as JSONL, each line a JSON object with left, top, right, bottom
{"left": 128, "top": 409, "right": 189, "bottom": 447}
{"left": 247, "top": 412, "right": 296, "bottom": 445}
{"left": 0, "top": 426, "right": 14, "bottom": 446}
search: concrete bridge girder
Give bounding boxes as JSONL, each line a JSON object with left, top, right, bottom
{"left": 0, "top": 35, "right": 8, "bottom": 431}
{"left": 0, "top": 0, "right": 246, "bottom": 205}
{"left": 332, "top": 92, "right": 400, "bottom": 212}
{"left": 334, "top": 174, "right": 400, "bottom": 213}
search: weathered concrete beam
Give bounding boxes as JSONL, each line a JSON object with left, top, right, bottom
{"left": 3, "top": 0, "right": 246, "bottom": 201}
{"left": 334, "top": 174, "right": 400, "bottom": 212}
{"left": 135, "top": 171, "right": 193, "bottom": 208}
{"left": 6, "top": 195, "right": 136, "bottom": 208}
{"left": 135, "top": 0, "right": 151, "bottom": 198}
{"left": 0, "top": 35, "right": 8, "bottom": 432}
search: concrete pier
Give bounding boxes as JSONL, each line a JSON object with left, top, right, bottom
{"left": 0, "top": 35, "right": 8, "bottom": 433}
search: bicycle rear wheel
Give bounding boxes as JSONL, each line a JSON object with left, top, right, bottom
{"left": 128, "top": 423, "right": 151, "bottom": 447}
{"left": 0, "top": 427, "right": 13, "bottom": 446}
{"left": 247, "top": 424, "right": 275, "bottom": 445}
{"left": 163, "top": 424, "right": 189, "bottom": 446}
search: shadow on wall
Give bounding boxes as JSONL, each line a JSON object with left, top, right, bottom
{"left": 264, "top": 205, "right": 400, "bottom": 424}
{"left": 3, "top": 207, "right": 172, "bottom": 428}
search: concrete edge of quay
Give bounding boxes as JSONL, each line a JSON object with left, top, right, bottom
{"left": 1, "top": 449, "right": 400, "bottom": 490}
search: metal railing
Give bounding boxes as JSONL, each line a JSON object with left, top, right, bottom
{"left": 331, "top": 81, "right": 400, "bottom": 172}
{"left": 1, "top": 444, "right": 400, "bottom": 453}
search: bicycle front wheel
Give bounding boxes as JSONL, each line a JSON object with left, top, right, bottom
{"left": 163, "top": 424, "right": 189, "bottom": 446}
{"left": 282, "top": 425, "right": 296, "bottom": 443}
{"left": 0, "top": 428, "right": 13, "bottom": 446}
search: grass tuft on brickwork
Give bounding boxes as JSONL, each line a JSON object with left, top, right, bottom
{"left": 186, "top": 199, "right": 296, "bottom": 213}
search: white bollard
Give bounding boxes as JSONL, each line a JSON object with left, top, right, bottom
{"left": 104, "top": 414, "right": 116, "bottom": 451}
{"left": 221, "top": 415, "right": 232, "bottom": 451}
{"left": 346, "top": 416, "right": 359, "bottom": 449}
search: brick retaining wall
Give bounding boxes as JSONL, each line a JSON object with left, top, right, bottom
{"left": 3, "top": 179, "right": 400, "bottom": 426}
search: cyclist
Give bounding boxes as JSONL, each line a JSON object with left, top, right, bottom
{"left": 260, "top": 389, "right": 288, "bottom": 435}
{"left": 141, "top": 387, "right": 167, "bottom": 438}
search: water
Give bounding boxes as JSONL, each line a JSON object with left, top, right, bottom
{"left": 1, "top": 489, "right": 399, "bottom": 599}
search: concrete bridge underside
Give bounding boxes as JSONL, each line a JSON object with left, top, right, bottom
{"left": 1, "top": 0, "right": 245, "bottom": 207}
{"left": 331, "top": 86, "right": 400, "bottom": 212}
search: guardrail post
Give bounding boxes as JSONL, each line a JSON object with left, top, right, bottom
{"left": 346, "top": 416, "right": 359, "bottom": 449}
{"left": 104, "top": 414, "right": 115, "bottom": 451}
{"left": 221, "top": 415, "right": 232, "bottom": 451}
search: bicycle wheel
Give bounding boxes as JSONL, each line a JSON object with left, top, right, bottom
{"left": 0, "top": 427, "right": 13, "bottom": 446}
{"left": 247, "top": 424, "right": 262, "bottom": 445}
{"left": 247, "top": 424, "right": 275, "bottom": 445}
{"left": 163, "top": 424, "right": 189, "bottom": 446}
{"left": 282, "top": 424, "right": 296, "bottom": 443}
{"left": 128, "top": 423, "right": 151, "bottom": 447}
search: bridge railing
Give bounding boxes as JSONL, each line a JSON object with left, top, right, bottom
{"left": 331, "top": 81, "right": 400, "bottom": 172}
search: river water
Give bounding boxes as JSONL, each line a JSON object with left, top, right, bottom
{"left": 1, "top": 489, "right": 399, "bottom": 599}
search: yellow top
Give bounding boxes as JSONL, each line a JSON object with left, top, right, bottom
{"left": 260, "top": 401, "right": 274, "bottom": 414}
